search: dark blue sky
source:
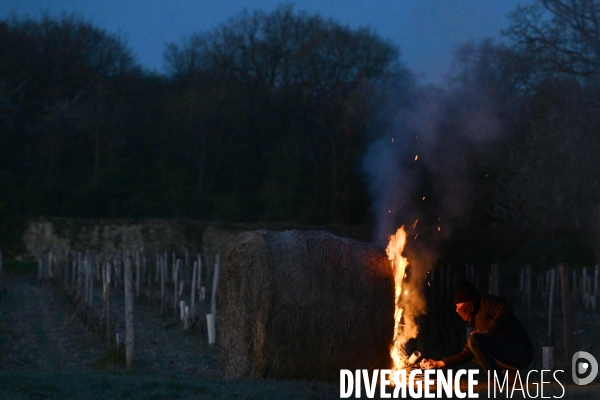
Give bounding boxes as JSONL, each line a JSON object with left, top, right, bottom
{"left": 1, "top": 0, "right": 529, "bottom": 82}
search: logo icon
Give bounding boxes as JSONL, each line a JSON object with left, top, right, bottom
{"left": 572, "top": 351, "right": 598, "bottom": 385}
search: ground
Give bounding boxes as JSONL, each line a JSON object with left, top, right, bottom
{"left": 0, "top": 268, "right": 598, "bottom": 399}
{"left": 0, "top": 271, "right": 339, "bottom": 399}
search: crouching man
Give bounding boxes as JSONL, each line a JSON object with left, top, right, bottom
{"left": 421, "top": 281, "right": 534, "bottom": 375}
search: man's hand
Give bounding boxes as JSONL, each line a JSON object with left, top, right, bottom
{"left": 420, "top": 359, "right": 445, "bottom": 369}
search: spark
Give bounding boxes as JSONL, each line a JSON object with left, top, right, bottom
{"left": 414, "top": 234, "right": 418, "bottom": 239}
{"left": 411, "top": 219, "right": 418, "bottom": 228}
{"left": 438, "top": 227, "right": 441, "bottom": 232}
{"left": 392, "top": 138, "right": 395, "bottom": 143}
{"left": 415, "top": 155, "right": 418, "bottom": 161}
{"left": 422, "top": 196, "right": 426, "bottom": 200}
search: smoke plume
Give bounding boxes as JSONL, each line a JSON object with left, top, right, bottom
{"left": 364, "top": 77, "right": 501, "bottom": 347}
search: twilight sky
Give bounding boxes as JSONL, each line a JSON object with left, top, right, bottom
{"left": 0, "top": 0, "right": 529, "bottom": 82}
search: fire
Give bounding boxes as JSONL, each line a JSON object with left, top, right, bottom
{"left": 386, "top": 226, "right": 410, "bottom": 374}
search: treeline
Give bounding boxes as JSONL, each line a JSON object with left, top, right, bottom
{"left": 397, "top": 0, "right": 600, "bottom": 263}
{"left": 0, "top": 7, "right": 404, "bottom": 241}
{"left": 2, "top": 2, "right": 600, "bottom": 263}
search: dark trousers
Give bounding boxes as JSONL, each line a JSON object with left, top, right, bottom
{"left": 468, "top": 333, "right": 534, "bottom": 373}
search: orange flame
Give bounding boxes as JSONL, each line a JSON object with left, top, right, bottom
{"left": 386, "top": 226, "right": 409, "bottom": 374}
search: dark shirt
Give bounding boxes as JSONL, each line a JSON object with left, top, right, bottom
{"left": 441, "top": 295, "right": 533, "bottom": 367}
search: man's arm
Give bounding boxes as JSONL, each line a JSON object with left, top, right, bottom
{"left": 440, "top": 343, "right": 474, "bottom": 367}
{"left": 421, "top": 343, "right": 474, "bottom": 369}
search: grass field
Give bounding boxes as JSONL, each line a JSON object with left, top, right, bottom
{"left": 1, "top": 262, "right": 599, "bottom": 399}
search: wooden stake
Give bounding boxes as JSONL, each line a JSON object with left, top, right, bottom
{"left": 211, "top": 255, "right": 220, "bottom": 317}
{"left": 548, "top": 268, "right": 556, "bottom": 345}
{"left": 48, "top": 252, "right": 53, "bottom": 279}
{"left": 173, "top": 260, "right": 180, "bottom": 313}
{"left": 197, "top": 254, "right": 203, "bottom": 301}
{"left": 191, "top": 261, "right": 197, "bottom": 314}
{"left": 37, "top": 257, "right": 43, "bottom": 281}
{"left": 171, "top": 252, "right": 176, "bottom": 283}
{"left": 525, "top": 264, "right": 532, "bottom": 308}
{"left": 583, "top": 267, "right": 588, "bottom": 306}
{"left": 135, "top": 251, "right": 141, "bottom": 298}
{"left": 559, "top": 264, "right": 574, "bottom": 369}
{"left": 84, "top": 256, "right": 90, "bottom": 305}
{"left": 77, "top": 254, "right": 84, "bottom": 298}
{"left": 543, "top": 346, "right": 554, "bottom": 370}
{"left": 185, "top": 251, "right": 190, "bottom": 283}
{"left": 124, "top": 254, "right": 134, "bottom": 368}
{"left": 160, "top": 255, "right": 166, "bottom": 314}
{"left": 155, "top": 253, "right": 160, "bottom": 283}
{"left": 594, "top": 265, "right": 599, "bottom": 313}
{"left": 89, "top": 255, "right": 95, "bottom": 307}
{"left": 572, "top": 269, "right": 577, "bottom": 301}
{"left": 103, "top": 262, "right": 112, "bottom": 343}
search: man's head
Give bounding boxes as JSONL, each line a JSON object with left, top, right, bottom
{"left": 454, "top": 281, "right": 480, "bottom": 320}
{"left": 454, "top": 281, "right": 480, "bottom": 305}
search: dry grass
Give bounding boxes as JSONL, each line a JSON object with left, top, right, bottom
{"left": 218, "top": 229, "right": 395, "bottom": 380}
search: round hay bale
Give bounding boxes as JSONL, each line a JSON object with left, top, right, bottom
{"left": 218, "top": 230, "right": 394, "bottom": 380}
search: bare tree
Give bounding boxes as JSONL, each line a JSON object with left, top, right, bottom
{"left": 505, "top": 0, "right": 600, "bottom": 77}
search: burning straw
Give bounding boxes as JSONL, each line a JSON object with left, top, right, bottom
{"left": 218, "top": 230, "right": 394, "bottom": 380}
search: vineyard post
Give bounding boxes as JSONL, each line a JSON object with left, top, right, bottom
{"left": 594, "top": 265, "right": 599, "bottom": 312}
{"left": 171, "top": 252, "right": 176, "bottom": 283}
{"left": 155, "top": 253, "right": 160, "bottom": 283}
{"left": 84, "top": 256, "right": 90, "bottom": 305}
{"left": 525, "top": 265, "right": 532, "bottom": 308}
{"left": 135, "top": 251, "right": 141, "bottom": 298}
{"left": 48, "top": 252, "right": 53, "bottom": 280}
{"left": 197, "top": 254, "right": 203, "bottom": 303}
{"left": 572, "top": 269, "right": 577, "bottom": 301}
{"left": 89, "top": 255, "right": 95, "bottom": 307}
{"left": 185, "top": 251, "right": 190, "bottom": 283}
{"left": 559, "top": 264, "right": 574, "bottom": 369}
{"left": 164, "top": 252, "right": 168, "bottom": 284}
{"left": 103, "top": 261, "right": 112, "bottom": 343}
{"left": 146, "top": 254, "right": 152, "bottom": 295}
{"left": 583, "top": 267, "right": 588, "bottom": 307}
{"left": 179, "top": 300, "right": 185, "bottom": 321}
{"left": 543, "top": 346, "right": 554, "bottom": 370}
{"left": 548, "top": 268, "right": 556, "bottom": 345}
{"left": 77, "top": 254, "right": 84, "bottom": 299}
{"left": 173, "top": 259, "right": 180, "bottom": 313}
{"left": 211, "top": 255, "right": 220, "bottom": 317}
{"left": 160, "top": 255, "right": 166, "bottom": 314}
{"left": 37, "top": 257, "right": 43, "bottom": 281}
{"left": 191, "top": 261, "right": 197, "bottom": 314}
{"left": 124, "top": 254, "right": 134, "bottom": 368}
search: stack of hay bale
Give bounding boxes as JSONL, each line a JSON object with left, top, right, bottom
{"left": 218, "top": 230, "right": 394, "bottom": 380}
